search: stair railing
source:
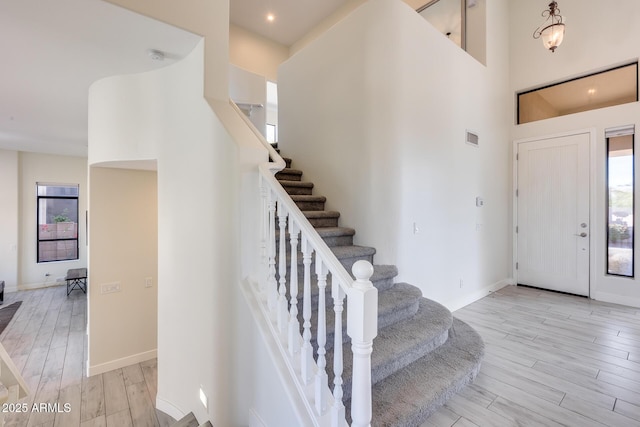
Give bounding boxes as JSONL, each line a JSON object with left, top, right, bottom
{"left": 0, "top": 342, "right": 29, "bottom": 427}
{"left": 231, "top": 100, "right": 378, "bottom": 427}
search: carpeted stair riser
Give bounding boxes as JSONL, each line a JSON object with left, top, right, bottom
{"left": 279, "top": 180, "right": 314, "bottom": 195}
{"left": 291, "top": 195, "right": 327, "bottom": 211}
{"left": 303, "top": 211, "right": 341, "bottom": 227}
{"left": 329, "top": 297, "right": 453, "bottom": 401}
{"left": 303, "top": 283, "right": 422, "bottom": 352}
{"left": 272, "top": 264, "right": 400, "bottom": 314}
{"left": 276, "top": 227, "right": 356, "bottom": 248}
{"left": 277, "top": 245, "right": 376, "bottom": 274}
{"left": 355, "top": 319, "right": 485, "bottom": 427}
{"left": 275, "top": 168, "right": 303, "bottom": 181}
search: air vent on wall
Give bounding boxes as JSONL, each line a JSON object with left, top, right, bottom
{"left": 466, "top": 130, "right": 479, "bottom": 147}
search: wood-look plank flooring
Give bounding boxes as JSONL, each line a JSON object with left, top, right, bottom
{"left": 0, "top": 285, "right": 173, "bottom": 427}
{"left": 3, "top": 284, "right": 640, "bottom": 426}
{"left": 422, "top": 285, "right": 640, "bottom": 427}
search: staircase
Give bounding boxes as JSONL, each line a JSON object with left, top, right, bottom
{"left": 275, "top": 155, "right": 485, "bottom": 426}
{"left": 171, "top": 412, "right": 212, "bottom": 427}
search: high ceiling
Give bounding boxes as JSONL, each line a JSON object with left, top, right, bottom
{"left": 230, "top": 0, "right": 349, "bottom": 46}
{"left": 1, "top": 0, "right": 428, "bottom": 158}
{"left": 0, "top": 0, "right": 201, "bottom": 157}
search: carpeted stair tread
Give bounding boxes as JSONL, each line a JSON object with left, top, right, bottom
{"left": 336, "top": 297, "right": 453, "bottom": 399}
{"left": 280, "top": 245, "right": 376, "bottom": 268}
{"left": 303, "top": 210, "right": 340, "bottom": 219}
{"left": 275, "top": 168, "right": 303, "bottom": 181}
{"left": 291, "top": 195, "right": 326, "bottom": 202}
{"left": 318, "top": 283, "right": 422, "bottom": 352}
{"left": 279, "top": 180, "right": 314, "bottom": 195}
{"left": 304, "top": 264, "right": 399, "bottom": 307}
{"left": 276, "top": 226, "right": 356, "bottom": 248}
{"left": 367, "top": 318, "right": 485, "bottom": 427}
{"left": 291, "top": 195, "right": 327, "bottom": 211}
{"left": 304, "top": 210, "right": 341, "bottom": 227}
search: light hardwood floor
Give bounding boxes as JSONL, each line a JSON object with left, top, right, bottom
{"left": 2, "top": 284, "right": 640, "bottom": 426}
{"left": 423, "top": 285, "right": 640, "bottom": 427}
{"left": 0, "top": 285, "right": 173, "bottom": 427}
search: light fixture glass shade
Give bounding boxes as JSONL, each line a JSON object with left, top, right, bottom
{"left": 541, "top": 23, "right": 565, "bottom": 52}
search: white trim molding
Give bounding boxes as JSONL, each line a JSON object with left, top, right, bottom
{"left": 447, "top": 279, "right": 511, "bottom": 313}
{"left": 87, "top": 349, "right": 157, "bottom": 377}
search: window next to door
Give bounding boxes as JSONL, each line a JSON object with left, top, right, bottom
{"left": 606, "top": 130, "right": 634, "bottom": 277}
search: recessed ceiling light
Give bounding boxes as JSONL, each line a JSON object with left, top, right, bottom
{"left": 148, "top": 49, "right": 165, "bottom": 61}
{"left": 266, "top": 13, "right": 275, "bottom": 23}
{"left": 587, "top": 88, "right": 596, "bottom": 95}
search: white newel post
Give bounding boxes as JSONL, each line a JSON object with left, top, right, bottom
{"left": 347, "top": 260, "right": 377, "bottom": 427}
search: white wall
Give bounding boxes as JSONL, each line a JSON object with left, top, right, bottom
{"left": 279, "top": 0, "right": 511, "bottom": 309}
{"left": 0, "top": 150, "right": 18, "bottom": 290}
{"left": 17, "top": 152, "right": 88, "bottom": 290}
{"left": 229, "top": 65, "right": 267, "bottom": 137}
{"left": 229, "top": 25, "right": 289, "bottom": 82}
{"left": 103, "top": 0, "right": 229, "bottom": 101}
{"left": 509, "top": 0, "right": 640, "bottom": 306}
{"left": 88, "top": 166, "right": 158, "bottom": 374}
{"left": 89, "top": 39, "right": 268, "bottom": 426}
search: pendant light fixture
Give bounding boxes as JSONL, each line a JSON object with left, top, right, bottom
{"left": 533, "top": 1, "right": 565, "bottom": 53}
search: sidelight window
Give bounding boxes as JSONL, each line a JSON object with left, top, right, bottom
{"left": 606, "top": 127, "right": 634, "bottom": 277}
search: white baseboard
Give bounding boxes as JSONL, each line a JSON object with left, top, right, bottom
{"left": 87, "top": 349, "right": 157, "bottom": 377}
{"left": 592, "top": 291, "right": 640, "bottom": 308}
{"left": 446, "top": 279, "right": 511, "bottom": 313}
{"left": 12, "top": 282, "right": 64, "bottom": 292}
{"left": 156, "top": 395, "right": 186, "bottom": 422}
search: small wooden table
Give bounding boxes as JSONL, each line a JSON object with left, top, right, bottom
{"left": 65, "top": 268, "right": 87, "bottom": 296}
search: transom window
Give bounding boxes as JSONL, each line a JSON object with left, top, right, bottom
{"left": 37, "top": 183, "right": 79, "bottom": 263}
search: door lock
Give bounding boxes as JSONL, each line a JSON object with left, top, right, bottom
{"left": 574, "top": 232, "right": 588, "bottom": 237}
{"left": 580, "top": 223, "right": 588, "bottom": 228}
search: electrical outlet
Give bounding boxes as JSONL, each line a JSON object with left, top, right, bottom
{"left": 45, "top": 272, "right": 51, "bottom": 277}
{"left": 145, "top": 277, "right": 153, "bottom": 288}
{"left": 101, "top": 282, "right": 121, "bottom": 294}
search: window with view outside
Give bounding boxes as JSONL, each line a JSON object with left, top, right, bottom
{"left": 37, "top": 183, "right": 79, "bottom": 263}
{"left": 607, "top": 135, "right": 634, "bottom": 277}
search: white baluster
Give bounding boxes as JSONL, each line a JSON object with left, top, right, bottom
{"left": 267, "top": 190, "right": 277, "bottom": 313}
{"left": 315, "top": 256, "right": 329, "bottom": 414}
{"left": 331, "top": 278, "right": 346, "bottom": 426}
{"left": 288, "top": 222, "right": 301, "bottom": 356}
{"left": 348, "top": 261, "right": 377, "bottom": 427}
{"left": 277, "top": 201, "right": 289, "bottom": 335}
{"left": 300, "top": 236, "right": 314, "bottom": 384}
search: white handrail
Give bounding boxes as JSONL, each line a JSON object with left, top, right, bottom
{"left": 231, "top": 99, "right": 378, "bottom": 426}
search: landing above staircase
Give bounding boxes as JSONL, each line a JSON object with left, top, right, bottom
{"left": 274, "top": 154, "right": 485, "bottom": 426}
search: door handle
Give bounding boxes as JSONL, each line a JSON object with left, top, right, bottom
{"left": 574, "top": 232, "right": 588, "bottom": 237}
